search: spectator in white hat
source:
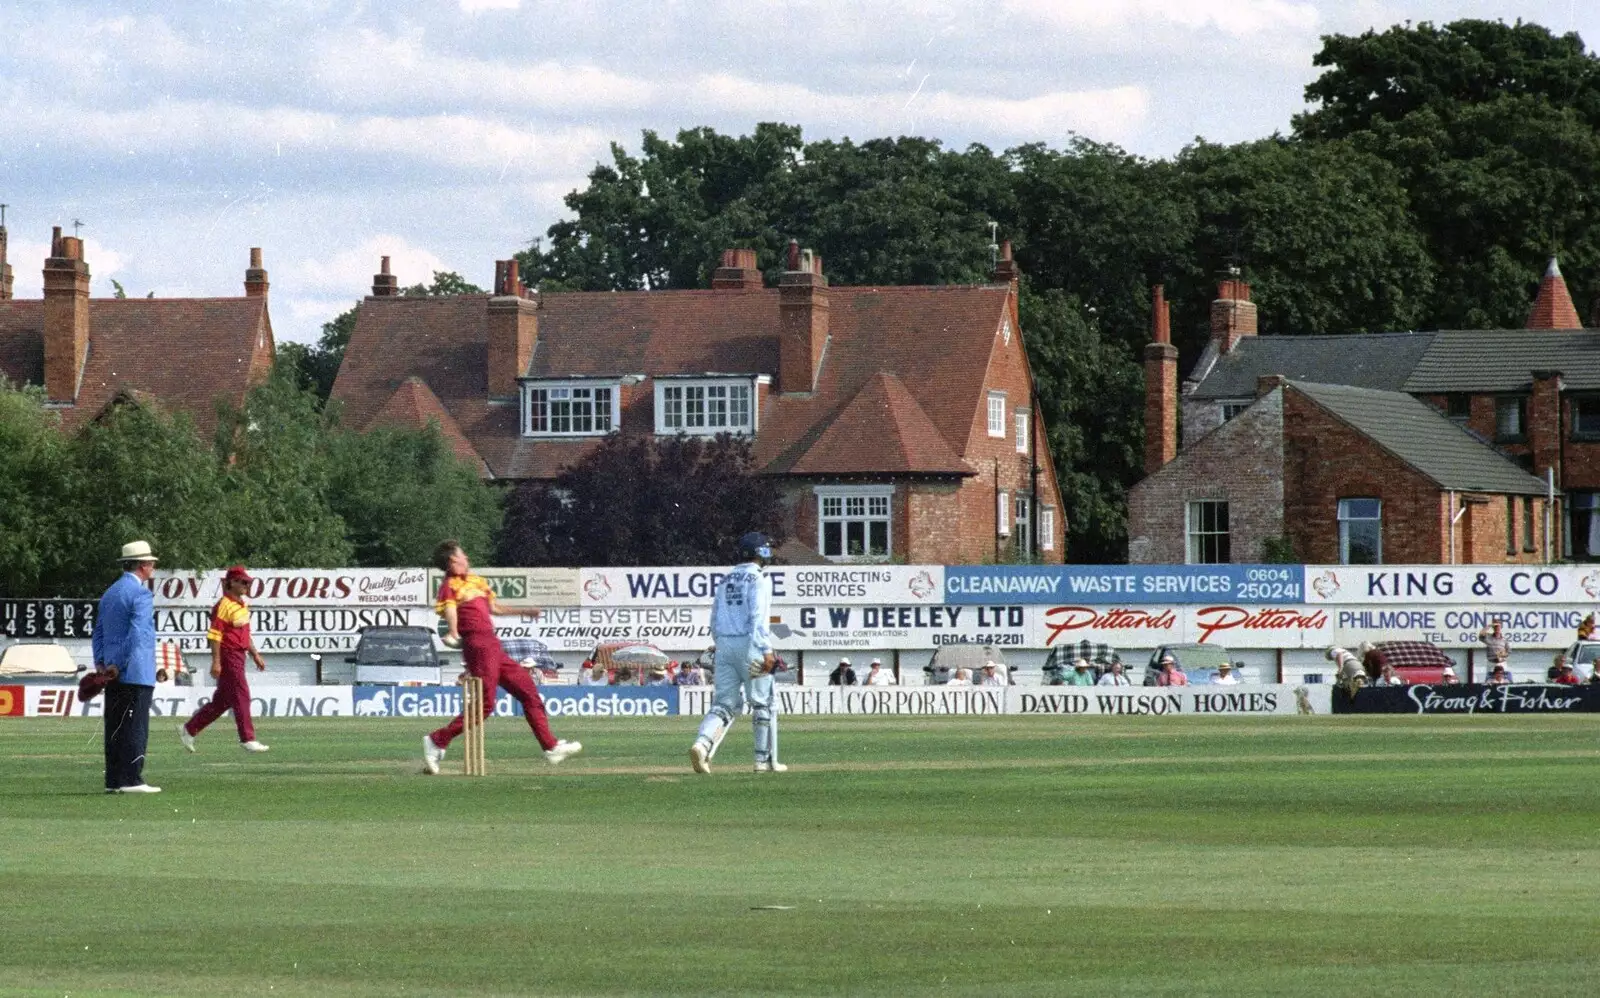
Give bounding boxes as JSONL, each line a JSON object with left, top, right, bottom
{"left": 827, "top": 658, "right": 857, "bottom": 686}
{"left": 863, "top": 659, "right": 895, "bottom": 686}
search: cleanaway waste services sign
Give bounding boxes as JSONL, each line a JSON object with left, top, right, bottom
{"left": 946, "top": 566, "right": 1302, "bottom": 604}
{"left": 577, "top": 566, "right": 943, "bottom": 606}
{"left": 1304, "top": 565, "right": 1600, "bottom": 604}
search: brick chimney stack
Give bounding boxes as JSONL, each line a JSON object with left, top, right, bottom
{"left": 779, "top": 239, "right": 829, "bottom": 393}
{"left": 487, "top": 259, "right": 537, "bottom": 398}
{"left": 371, "top": 256, "right": 400, "bottom": 297}
{"left": 711, "top": 248, "right": 763, "bottom": 289}
{"left": 991, "top": 240, "right": 1020, "bottom": 287}
{"left": 244, "top": 247, "right": 269, "bottom": 297}
{"left": 1526, "top": 257, "right": 1583, "bottom": 330}
{"left": 1210, "top": 269, "right": 1257, "bottom": 354}
{"left": 43, "top": 225, "right": 91, "bottom": 403}
{"left": 1144, "top": 284, "right": 1178, "bottom": 475}
{"left": 0, "top": 215, "right": 13, "bottom": 300}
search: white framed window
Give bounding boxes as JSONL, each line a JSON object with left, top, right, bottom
{"left": 987, "top": 391, "right": 1007, "bottom": 437}
{"left": 1014, "top": 494, "right": 1032, "bottom": 555}
{"left": 997, "top": 490, "right": 1010, "bottom": 536}
{"left": 815, "top": 486, "right": 893, "bottom": 561}
{"left": 655, "top": 378, "right": 756, "bottom": 435}
{"left": 523, "top": 381, "right": 618, "bottom": 437}
{"left": 1338, "top": 498, "right": 1382, "bottom": 565}
{"left": 1221, "top": 401, "right": 1251, "bottom": 422}
{"left": 1186, "top": 500, "right": 1230, "bottom": 564}
{"left": 1040, "top": 506, "right": 1056, "bottom": 551}
{"left": 1015, "top": 409, "right": 1029, "bottom": 454}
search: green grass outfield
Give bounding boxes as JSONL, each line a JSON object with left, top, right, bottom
{"left": 4, "top": 714, "right": 1600, "bottom": 997}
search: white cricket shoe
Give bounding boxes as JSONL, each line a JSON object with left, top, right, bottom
{"left": 114, "top": 784, "right": 163, "bottom": 794}
{"left": 754, "top": 761, "right": 789, "bottom": 773}
{"left": 689, "top": 742, "right": 711, "bottom": 774}
{"left": 544, "top": 740, "right": 583, "bottom": 765}
{"left": 422, "top": 735, "right": 445, "bottom": 775}
{"left": 178, "top": 725, "right": 196, "bottom": 753}
{"left": 242, "top": 740, "right": 270, "bottom": 753}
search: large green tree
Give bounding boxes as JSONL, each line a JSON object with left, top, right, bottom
{"left": 1295, "top": 19, "right": 1600, "bottom": 328}
{"left": 0, "top": 381, "right": 76, "bottom": 596}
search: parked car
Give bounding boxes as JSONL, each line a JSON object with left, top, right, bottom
{"left": 0, "top": 642, "right": 78, "bottom": 680}
{"left": 1560, "top": 641, "right": 1600, "bottom": 682}
{"left": 1362, "top": 640, "right": 1455, "bottom": 684}
{"left": 345, "top": 626, "right": 442, "bottom": 685}
{"left": 1143, "top": 643, "right": 1256, "bottom": 685}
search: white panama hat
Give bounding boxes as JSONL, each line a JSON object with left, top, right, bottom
{"left": 119, "top": 540, "right": 159, "bottom": 562}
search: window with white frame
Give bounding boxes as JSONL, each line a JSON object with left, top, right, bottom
{"left": 1338, "top": 498, "right": 1382, "bottom": 565}
{"left": 1186, "top": 500, "right": 1230, "bottom": 564}
{"left": 997, "top": 490, "right": 1010, "bottom": 536}
{"left": 987, "top": 391, "right": 1007, "bottom": 437}
{"left": 817, "top": 488, "right": 892, "bottom": 560}
{"left": 1040, "top": 506, "right": 1056, "bottom": 551}
{"left": 655, "top": 379, "right": 754, "bottom": 434}
{"left": 1221, "top": 401, "right": 1251, "bottom": 422}
{"left": 523, "top": 382, "right": 617, "bottom": 436}
{"left": 1015, "top": 409, "right": 1029, "bottom": 453}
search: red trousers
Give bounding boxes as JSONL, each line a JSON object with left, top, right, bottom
{"left": 429, "top": 637, "right": 557, "bottom": 751}
{"left": 185, "top": 664, "right": 255, "bottom": 742}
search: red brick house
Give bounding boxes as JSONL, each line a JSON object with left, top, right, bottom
{"left": 329, "top": 243, "right": 1065, "bottom": 563}
{"left": 0, "top": 224, "right": 276, "bottom": 435}
{"left": 1129, "top": 263, "right": 1585, "bottom": 565}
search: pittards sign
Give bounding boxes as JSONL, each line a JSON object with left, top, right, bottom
{"left": 1032, "top": 605, "right": 1330, "bottom": 649}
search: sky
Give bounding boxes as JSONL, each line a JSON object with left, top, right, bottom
{"left": 2, "top": 0, "right": 1596, "bottom": 345}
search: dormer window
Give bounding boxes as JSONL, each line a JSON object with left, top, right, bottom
{"left": 522, "top": 380, "right": 619, "bottom": 437}
{"left": 654, "top": 376, "right": 763, "bottom": 435}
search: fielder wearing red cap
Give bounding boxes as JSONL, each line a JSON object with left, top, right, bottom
{"left": 179, "top": 566, "right": 270, "bottom": 753}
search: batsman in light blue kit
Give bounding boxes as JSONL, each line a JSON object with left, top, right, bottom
{"left": 689, "top": 532, "right": 787, "bottom": 774}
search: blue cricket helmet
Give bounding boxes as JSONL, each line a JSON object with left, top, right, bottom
{"left": 738, "top": 531, "right": 773, "bottom": 560}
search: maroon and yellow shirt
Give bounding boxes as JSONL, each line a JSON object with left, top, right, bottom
{"left": 436, "top": 574, "right": 495, "bottom": 638}
{"left": 207, "top": 595, "right": 251, "bottom": 667}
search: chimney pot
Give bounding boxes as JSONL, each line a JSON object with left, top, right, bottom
{"left": 371, "top": 256, "right": 400, "bottom": 297}
{"left": 780, "top": 246, "right": 829, "bottom": 391}
{"left": 990, "top": 237, "right": 1022, "bottom": 286}
{"left": 245, "top": 246, "right": 270, "bottom": 297}
{"left": 1210, "top": 272, "right": 1258, "bottom": 353}
{"left": 1151, "top": 284, "right": 1170, "bottom": 345}
{"left": 711, "top": 247, "right": 764, "bottom": 289}
{"left": 1143, "top": 338, "right": 1178, "bottom": 475}
{"left": 43, "top": 227, "right": 91, "bottom": 401}
{"left": 786, "top": 239, "right": 801, "bottom": 271}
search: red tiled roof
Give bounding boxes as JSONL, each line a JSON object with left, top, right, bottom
{"left": 331, "top": 284, "right": 1012, "bottom": 480}
{"left": 368, "top": 376, "right": 485, "bottom": 470}
{"left": 0, "top": 297, "right": 272, "bottom": 435}
{"left": 788, "top": 372, "right": 972, "bottom": 475}
{"left": 1526, "top": 257, "right": 1584, "bottom": 330}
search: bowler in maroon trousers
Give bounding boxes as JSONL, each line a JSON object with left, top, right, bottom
{"left": 179, "top": 565, "right": 270, "bottom": 754}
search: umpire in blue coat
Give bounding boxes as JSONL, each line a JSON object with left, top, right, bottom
{"left": 92, "top": 541, "right": 161, "bottom": 793}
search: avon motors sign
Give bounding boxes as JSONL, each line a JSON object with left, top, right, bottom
{"left": 151, "top": 569, "right": 430, "bottom": 607}
{"left": 946, "top": 565, "right": 1302, "bottom": 604}
{"left": 1033, "top": 605, "right": 1330, "bottom": 649}
{"left": 1304, "top": 566, "right": 1600, "bottom": 604}
{"left": 578, "top": 566, "right": 943, "bottom": 606}
{"left": 773, "top": 604, "right": 1029, "bottom": 649}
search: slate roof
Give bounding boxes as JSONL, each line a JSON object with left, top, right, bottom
{"left": 332, "top": 285, "right": 1011, "bottom": 480}
{"left": 1188, "top": 332, "right": 1435, "bottom": 399}
{"left": 0, "top": 297, "right": 273, "bottom": 435}
{"left": 1291, "top": 381, "right": 1549, "bottom": 495}
{"left": 1403, "top": 329, "right": 1600, "bottom": 393}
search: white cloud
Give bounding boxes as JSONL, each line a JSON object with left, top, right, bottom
{"left": 286, "top": 236, "right": 449, "bottom": 297}
{"left": 312, "top": 31, "right": 654, "bottom": 113}
{"left": 4, "top": 237, "right": 125, "bottom": 298}
{"left": 460, "top": 0, "right": 522, "bottom": 10}
{"left": 1002, "top": 0, "right": 1320, "bottom": 37}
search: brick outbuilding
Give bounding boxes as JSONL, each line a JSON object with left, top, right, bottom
{"left": 1131, "top": 262, "right": 1582, "bottom": 564}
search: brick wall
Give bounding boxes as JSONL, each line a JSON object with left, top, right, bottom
{"left": 1182, "top": 396, "right": 1225, "bottom": 448}
{"left": 1127, "top": 390, "right": 1285, "bottom": 563}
